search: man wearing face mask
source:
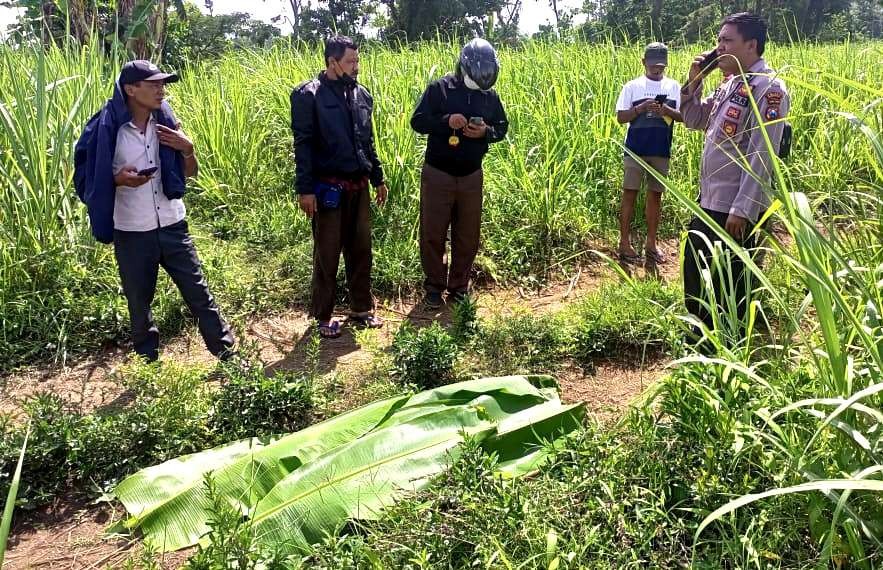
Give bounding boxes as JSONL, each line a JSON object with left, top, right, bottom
{"left": 410, "top": 38, "right": 509, "bottom": 310}
{"left": 680, "top": 12, "right": 789, "bottom": 343}
{"left": 291, "top": 36, "right": 389, "bottom": 339}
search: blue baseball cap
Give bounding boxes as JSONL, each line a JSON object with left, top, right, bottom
{"left": 118, "top": 60, "right": 179, "bottom": 86}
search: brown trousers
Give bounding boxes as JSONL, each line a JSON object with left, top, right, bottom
{"left": 311, "top": 187, "right": 373, "bottom": 322}
{"left": 419, "top": 164, "right": 484, "bottom": 294}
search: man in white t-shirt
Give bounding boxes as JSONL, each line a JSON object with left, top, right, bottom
{"left": 615, "top": 42, "right": 683, "bottom": 264}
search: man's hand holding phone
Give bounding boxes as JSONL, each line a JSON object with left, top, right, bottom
{"left": 114, "top": 165, "right": 155, "bottom": 188}
{"left": 463, "top": 116, "right": 487, "bottom": 139}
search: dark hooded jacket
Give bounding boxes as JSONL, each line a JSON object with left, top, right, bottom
{"left": 73, "top": 83, "right": 186, "bottom": 244}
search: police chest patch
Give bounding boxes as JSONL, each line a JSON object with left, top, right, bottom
{"left": 729, "top": 94, "right": 749, "bottom": 107}
{"left": 722, "top": 120, "right": 738, "bottom": 137}
{"left": 737, "top": 84, "right": 750, "bottom": 97}
{"left": 725, "top": 106, "right": 742, "bottom": 120}
{"left": 765, "top": 107, "right": 780, "bottom": 121}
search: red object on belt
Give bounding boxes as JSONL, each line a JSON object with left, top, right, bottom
{"left": 318, "top": 175, "right": 369, "bottom": 193}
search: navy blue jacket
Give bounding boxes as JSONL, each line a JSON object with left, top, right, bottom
{"left": 73, "top": 83, "right": 187, "bottom": 243}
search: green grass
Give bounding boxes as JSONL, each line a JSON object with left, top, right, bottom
{"left": 1, "top": 37, "right": 882, "bottom": 569}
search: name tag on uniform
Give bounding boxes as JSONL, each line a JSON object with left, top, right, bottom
{"left": 729, "top": 94, "right": 749, "bottom": 107}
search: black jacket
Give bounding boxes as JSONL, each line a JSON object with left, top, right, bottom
{"left": 290, "top": 72, "right": 384, "bottom": 195}
{"left": 410, "top": 74, "right": 508, "bottom": 177}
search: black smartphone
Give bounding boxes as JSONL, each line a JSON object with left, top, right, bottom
{"left": 137, "top": 166, "right": 158, "bottom": 177}
{"left": 700, "top": 50, "right": 719, "bottom": 71}
{"left": 654, "top": 94, "right": 668, "bottom": 104}
{"left": 469, "top": 116, "right": 484, "bottom": 125}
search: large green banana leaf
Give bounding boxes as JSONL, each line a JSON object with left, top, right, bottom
{"left": 488, "top": 400, "right": 586, "bottom": 478}
{"left": 378, "top": 375, "right": 558, "bottom": 427}
{"left": 114, "top": 376, "right": 581, "bottom": 554}
{"left": 114, "top": 395, "right": 410, "bottom": 551}
{"left": 250, "top": 405, "right": 499, "bottom": 551}
{"left": 249, "top": 398, "right": 585, "bottom": 553}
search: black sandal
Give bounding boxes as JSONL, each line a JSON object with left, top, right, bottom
{"left": 349, "top": 313, "right": 384, "bottom": 329}
{"left": 318, "top": 320, "right": 342, "bottom": 338}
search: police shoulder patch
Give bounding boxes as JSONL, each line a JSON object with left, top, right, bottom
{"left": 765, "top": 91, "right": 783, "bottom": 106}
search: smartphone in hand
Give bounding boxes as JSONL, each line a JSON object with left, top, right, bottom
{"left": 700, "top": 50, "right": 719, "bottom": 72}
{"left": 654, "top": 94, "right": 668, "bottom": 104}
{"left": 468, "top": 116, "right": 484, "bottom": 125}
{"left": 137, "top": 166, "right": 159, "bottom": 177}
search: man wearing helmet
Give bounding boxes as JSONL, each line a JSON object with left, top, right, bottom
{"left": 411, "top": 38, "right": 509, "bottom": 310}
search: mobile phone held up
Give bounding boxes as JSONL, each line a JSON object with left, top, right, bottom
{"left": 137, "top": 166, "right": 158, "bottom": 177}
{"left": 654, "top": 94, "right": 668, "bottom": 104}
{"left": 700, "top": 49, "right": 719, "bottom": 72}
{"left": 468, "top": 116, "right": 484, "bottom": 125}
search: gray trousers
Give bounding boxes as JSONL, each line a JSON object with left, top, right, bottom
{"left": 113, "top": 220, "right": 234, "bottom": 361}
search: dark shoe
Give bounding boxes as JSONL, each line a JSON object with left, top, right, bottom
{"left": 447, "top": 290, "right": 468, "bottom": 303}
{"left": 423, "top": 291, "right": 443, "bottom": 310}
{"left": 218, "top": 348, "right": 239, "bottom": 362}
{"left": 645, "top": 249, "right": 667, "bottom": 264}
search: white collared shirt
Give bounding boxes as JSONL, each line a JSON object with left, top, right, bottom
{"left": 112, "top": 116, "right": 186, "bottom": 231}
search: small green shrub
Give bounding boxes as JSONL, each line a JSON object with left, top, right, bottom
{"left": 567, "top": 280, "right": 679, "bottom": 363}
{"left": 391, "top": 322, "right": 461, "bottom": 389}
{"left": 450, "top": 294, "right": 479, "bottom": 341}
{"left": 182, "top": 475, "right": 293, "bottom": 570}
{"left": 209, "top": 366, "right": 314, "bottom": 440}
{"left": 0, "top": 357, "right": 315, "bottom": 508}
{"left": 0, "top": 360, "right": 214, "bottom": 505}
{"left": 0, "top": 393, "right": 78, "bottom": 507}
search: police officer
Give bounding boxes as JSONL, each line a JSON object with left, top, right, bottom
{"left": 680, "top": 12, "right": 789, "bottom": 340}
{"left": 410, "top": 38, "right": 508, "bottom": 310}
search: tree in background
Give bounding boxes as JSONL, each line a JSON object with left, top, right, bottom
{"left": 5, "top": 0, "right": 881, "bottom": 57}
{"left": 577, "top": 0, "right": 883, "bottom": 43}
{"left": 163, "top": 3, "right": 280, "bottom": 69}
{"left": 380, "top": 0, "right": 506, "bottom": 41}
{"left": 301, "top": 0, "right": 378, "bottom": 40}
{"left": 2, "top": 0, "right": 188, "bottom": 59}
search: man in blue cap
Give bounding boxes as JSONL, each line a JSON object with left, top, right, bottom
{"left": 74, "top": 60, "right": 235, "bottom": 362}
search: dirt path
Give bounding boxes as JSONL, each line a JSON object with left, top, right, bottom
{"left": 1, "top": 252, "right": 678, "bottom": 570}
